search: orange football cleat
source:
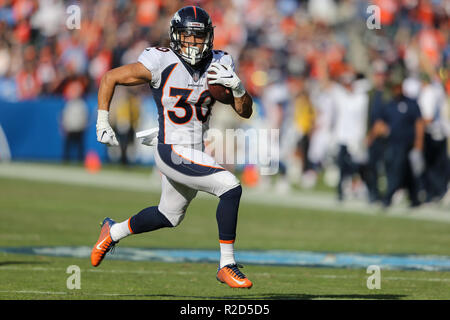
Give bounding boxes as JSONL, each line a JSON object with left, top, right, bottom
{"left": 91, "top": 218, "right": 118, "bottom": 267}
{"left": 216, "top": 264, "right": 253, "bottom": 288}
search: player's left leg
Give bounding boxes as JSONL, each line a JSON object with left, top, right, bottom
{"left": 154, "top": 143, "right": 252, "bottom": 288}
{"left": 214, "top": 184, "right": 253, "bottom": 288}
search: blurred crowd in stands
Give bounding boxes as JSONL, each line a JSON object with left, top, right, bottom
{"left": 0, "top": 0, "right": 449, "bottom": 206}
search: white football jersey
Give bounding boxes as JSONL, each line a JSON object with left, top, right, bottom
{"left": 138, "top": 47, "right": 234, "bottom": 145}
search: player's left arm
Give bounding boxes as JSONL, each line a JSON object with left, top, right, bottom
{"left": 231, "top": 91, "right": 253, "bottom": 119}
{"left": 207, "top": 62, "right": 253, "bottom": 119}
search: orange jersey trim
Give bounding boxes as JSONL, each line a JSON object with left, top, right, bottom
{"left": 170, "top": 144, "right": 224, "bottom": 170}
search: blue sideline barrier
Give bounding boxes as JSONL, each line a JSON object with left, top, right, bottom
{"left": 0, "top": 95, "right": 158, "bottom": 164}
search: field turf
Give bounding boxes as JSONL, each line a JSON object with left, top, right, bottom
{"left": 1, "top": 172, "right": 450, "bottom": 300}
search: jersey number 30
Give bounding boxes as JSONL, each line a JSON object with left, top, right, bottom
{"left": 168, "top": 88, "right": 213, "bottom": 124}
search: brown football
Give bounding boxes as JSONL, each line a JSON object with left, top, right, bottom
{"left": 207, "top": 68, "right": 234, "bottom": 105}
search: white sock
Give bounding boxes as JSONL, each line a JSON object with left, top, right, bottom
{"left": 219, "top": 242, "right": 236, "bottom": 269}
{"left": 110, "top": 219, "right": 132, "bottom": 242}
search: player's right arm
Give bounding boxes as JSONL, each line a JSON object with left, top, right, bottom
{"left": 98, "top": 63, "right": 152, "bottom": 111}
{"left": 96, "top": 62, "right": 152, "bottom": 146}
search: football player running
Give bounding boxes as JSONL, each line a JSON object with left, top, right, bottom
{"left": 92, "top": 6, "right": 254, "bottom": 289}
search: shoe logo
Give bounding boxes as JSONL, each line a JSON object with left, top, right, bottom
{"left": 96, "top": 237, "right": 108, "bottom": 250}
{"left": 231, "top": 277, "right": 246, "bottom": 285}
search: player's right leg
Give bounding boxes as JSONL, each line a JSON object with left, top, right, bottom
{"left": 90, "top": 174, "right": 197, "bottom": 267}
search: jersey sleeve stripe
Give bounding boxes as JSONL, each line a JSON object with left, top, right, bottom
{"left": 158, "top": 63, "right": 178, "bottom": 144}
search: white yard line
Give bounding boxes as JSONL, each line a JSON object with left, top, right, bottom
{"left": 1, "top": 265, "right": 449, "bottom": 283}
{"left": 384, "top": 276, "right": 450, "bottom": 282}
{"left": 1, "top": 162, "right": 450, "bottom": 223}
{"left": 311, "top": 274, "right": 450, "bottom": 282}
{"left": 0, "top": 290, "right": 67, "bottom": 295}
{"left": 0, "top": 265, "right": 196, "bottom": 275}
{"left": 0, "top": 290, "right": 144, "bottom": 297}
{"left": 0, "top": 234, "right": 41, "bottom": 241}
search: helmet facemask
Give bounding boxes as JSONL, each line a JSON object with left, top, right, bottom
{"left": 170, "top": 25, "right": 214, "bottom": 65}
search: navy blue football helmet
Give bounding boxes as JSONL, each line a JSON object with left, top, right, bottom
{"left": 169, "top": 6, "right": 214, "bottom": 65}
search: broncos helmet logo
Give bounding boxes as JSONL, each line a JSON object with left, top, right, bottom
{"left": 173, "top": 11, "right": 181, "bottom": 23}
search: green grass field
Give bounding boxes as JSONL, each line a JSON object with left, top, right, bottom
{"left": 1, "top": 169, "right": 450, "bottom": 300}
